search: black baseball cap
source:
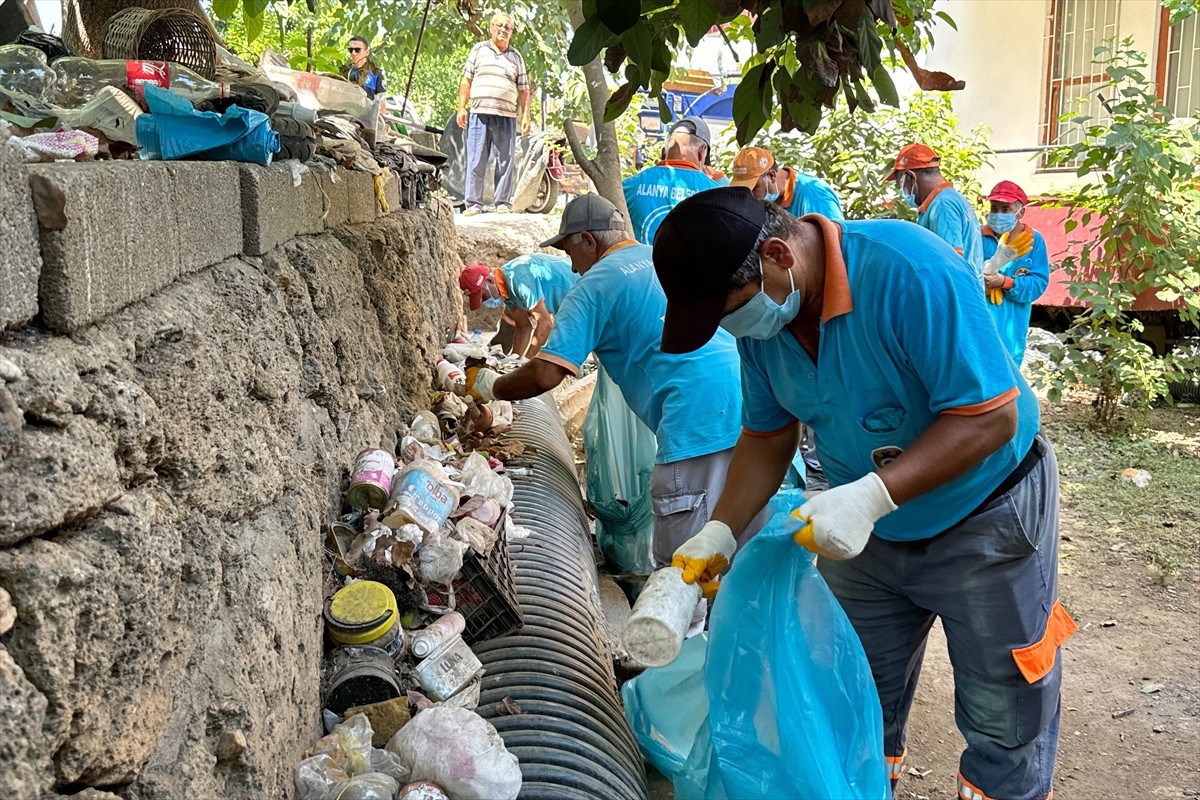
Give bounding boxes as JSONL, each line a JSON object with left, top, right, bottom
{"left": 653, "top": 186, "right": 767, "bottom": 354}
{"left": 540, "top": 193, "right": 626, "bottom": 248}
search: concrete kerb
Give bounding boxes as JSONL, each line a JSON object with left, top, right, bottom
{"left": 344, "top": 170, "right": 378, "bottom": 224}
{"left": 0, "top": 143, "right": 40, "bottom": 330}
{"left": 30, "top": 161, "right": 241, "bottom": 333}
{"left": 238, "top": 161, "right": 325, "bottom": 256}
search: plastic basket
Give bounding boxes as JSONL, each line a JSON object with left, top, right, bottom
{"left": 102, "top": 6, "right": 217, "bottom": 79}
{"left": 424, "top": 512, "right": 523, "bottom": 645}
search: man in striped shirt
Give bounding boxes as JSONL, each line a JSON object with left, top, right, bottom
{"left": 456, "top": 12, "right": 531, "bottom": 215}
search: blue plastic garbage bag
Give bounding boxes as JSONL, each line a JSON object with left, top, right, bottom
{"left": 583, "top": 364, "right": 657, "bottom": 575}
{"left": 623, "top": 489, "right": 889, "bottom": 800}
{"left": 136, "top": 84, "right": 280, "bottom": 165}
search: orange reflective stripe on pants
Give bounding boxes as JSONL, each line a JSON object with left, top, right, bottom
{"left": 886, "top": 749, "right": 906, "bottom": 781}
{"left": 958, "top": 773, "right": 1054, "bottom": 800}
{"left": 1012, "top": 600, "right": 1078, "bottom": 684}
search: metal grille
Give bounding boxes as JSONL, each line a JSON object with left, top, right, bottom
{"left": 1041, "top": 0, "right": 1122, "bottom": 165}
{"left": 1165, "top": 13, "right": 1200, "bottom": 117}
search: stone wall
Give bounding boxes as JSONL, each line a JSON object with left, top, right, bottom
{"left": 0, "top": 149, "right": 463, "bottom": 799}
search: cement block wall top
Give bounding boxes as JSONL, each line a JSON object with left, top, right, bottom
{"left": 344, "top": 171, "right": 379, "bottom": 224}
{"left": 315, "top": 168, "right": 350, "bottom": 230}
{"left": 0, "top": 144, "right": 41, "bottom": 330}
{"left": 30, "top": 160, "right": 241, "bottom": 333}
{"left": 382, "top": 171, "right": 400, "bottom": 215}
{"left": 238, "top": 160, "right": 326, "bottom": 256}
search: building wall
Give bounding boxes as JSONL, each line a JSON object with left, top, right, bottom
{"left": 927, "top": 0, "right": 1166, "bottom": 196}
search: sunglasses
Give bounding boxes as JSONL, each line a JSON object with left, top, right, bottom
{"left": 348, "top": 46, "right": 364, "bottom": 53}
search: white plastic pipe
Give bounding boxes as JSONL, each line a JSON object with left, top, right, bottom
{"left": 622, "top": 567, "right": 701, "bottom": 668}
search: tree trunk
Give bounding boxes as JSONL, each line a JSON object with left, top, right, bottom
{"left": 564, "top": 0, "right": 630, "bottom": 229}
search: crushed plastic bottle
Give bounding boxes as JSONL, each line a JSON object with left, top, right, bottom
{"left": 0, "top": 44, "right": 57, "bottom": 102}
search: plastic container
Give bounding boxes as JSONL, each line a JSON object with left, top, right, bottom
{"left": 0, "top": 44, "right": 57, "bottom": 102}
{"left": 325, "top": 580, "right": 404, "bottom": 656}
{"left": 382, "top": 462, "right": 459, "bottom": 535}
{"left": 434, "top": 358, "right": 465, "bottom": 393}
{"left": 53, "top": 57, "right": 228, "bottom": 107}
{"left": 422, "top": 511, "right": 523, "bottom": 646}
{"left": 412, "top": 634, "right": 482, "bottom": 701}
{"left": 321, "top": 645, "right": 403, "bottom": 717}
{"left": 346, "top": 448, "right": 396, "bottom": 511}
{"left": 410, "top": 611, "right": 467, "bottom": 659}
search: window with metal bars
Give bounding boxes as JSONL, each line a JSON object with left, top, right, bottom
{"left": 1040, "top": 0, "right": 1122, "bottom": 168}
{"left": 1161, "top": 11, "right": 1200, "bottom": 117}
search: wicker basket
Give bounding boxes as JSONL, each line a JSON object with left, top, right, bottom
{"left": 101, "top": 6, "right": 217, "bottom": 79}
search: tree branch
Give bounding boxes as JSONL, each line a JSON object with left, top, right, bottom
{"left": 563, "top": 119, "right": 596, "bottom": 174}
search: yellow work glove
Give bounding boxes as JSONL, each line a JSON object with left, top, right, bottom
{"left": 988, "top": 286, "right": 1004, "bottom": 305}
{"left": 983, "top": 229, "right": 1034, "bottom": 277}
{"left": 463, "top": 366, "right": 499, "bottom": 402}
{"left": 672, "top": 520, "right": 736, "bottom": 598}
{"left": 790, "top": 473, "right": 897, "bottom": 560}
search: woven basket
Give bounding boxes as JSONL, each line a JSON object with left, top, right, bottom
{"left": 101, "top": 6, "right": 217, "bottom": 79}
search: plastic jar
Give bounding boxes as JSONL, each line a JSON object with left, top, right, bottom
{"left": 324, "top": 580, "right": 404, "bottom": 656}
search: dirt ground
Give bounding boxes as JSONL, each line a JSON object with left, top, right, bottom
{"left": 644, "top": 400, "right": 1200, "bottom": 800}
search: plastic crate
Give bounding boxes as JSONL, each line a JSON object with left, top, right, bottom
{"left": 424, "top": 512, "right": 523, "bottom": 645}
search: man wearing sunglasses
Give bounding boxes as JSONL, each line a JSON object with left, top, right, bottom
{"left": 457, "top": 12, "right": 531, "bottom": 215}
{"left": 344, "top": 36, "right": 385, "bottom": 100}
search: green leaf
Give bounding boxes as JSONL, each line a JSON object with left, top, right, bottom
{"left": 0, "top": 110, "right": 56, "bottom": 128}
{"left": 658, "top": 94, "right": 672, "bottom": 123}
{"left": 211, "top": 0, "right": 239, "bottom": 20}
{"left": 604, "top": 82, "right": 638, "bottom": 122}
{"left": 679, "top": 0, "right": 717, "bottom": 47}
{"left": 243, "top": 0, "right": 267, "bottom": 43}
{"left": 755, "top": 5, "right": 785, "bottom": 51}
{"left": 597, "top": 0, "right": 642, "bottom": 35}
{"left": 935, "top": 10, "right": 958, "bottom": 30}
{"left": 622, "top": 20, "right": 653, "bottom": 69}
{"left": 873, "top": 64, "right": 899, "bottom": 107}
{"left": 733, "top": 60, "right": 775, "bottom": 143}
{"left": 569, "top": 18, "right": 615, "bottom": 66}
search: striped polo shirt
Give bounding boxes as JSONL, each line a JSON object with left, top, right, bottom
{"left": 463, "top": 41, "right": 529, "bottom": 118}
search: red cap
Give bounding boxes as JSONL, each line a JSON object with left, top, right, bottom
{"left": 986, "top": 180, "right": 1029, "bottom": 205}
{"left": 884, "top": 143, "right": 941, "bottom": 181}
{"left": 458, "top": 263, "right": 490, "bottom": 310}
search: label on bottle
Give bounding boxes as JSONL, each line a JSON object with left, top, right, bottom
{"left": 125, "top": 61, "right": 171, "bottom": 104}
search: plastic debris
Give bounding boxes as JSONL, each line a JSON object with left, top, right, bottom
{"left": 386, "top": 706, "right": 521, "bottom": 800}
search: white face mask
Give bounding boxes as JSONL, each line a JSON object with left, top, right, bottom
{"left": 719, "top": 253, "right": 800, "bottom": 340}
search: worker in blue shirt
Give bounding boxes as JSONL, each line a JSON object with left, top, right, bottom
{"left": 886, "top": 143, "right": 984, "bottom": 279}
{"left": 729, "top": 145, "right": 844, "bottom": 221}
{"left": 652, "top": 188, "right": 1074, "bottom": 800}
{"left": 981, "top": 181, "right": 1052, "bottom": 367}
{"left": 459, "top": 254, "right": 577, "bottom": 357}
{"left": 464, "top": 194, "right": 758, "bottom": 564}
{"left": 623, "top": 117, "right": 722, "bottom": 244}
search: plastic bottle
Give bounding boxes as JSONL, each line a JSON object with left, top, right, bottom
{"left": 468, "top": 329, "right": 484, "bottom": 345}
{"left": 52, "top": 57, "right": 229, "bottom": 107}
{"left": 0, "top": 44, "right": 57, "bottom": 102}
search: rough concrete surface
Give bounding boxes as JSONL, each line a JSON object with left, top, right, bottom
{"left": 0, "top": 143, "right": 40, "bottom": 330}
{"left": 0, "top": 206, "right": 462, "bottom": 799}
{"left": 29, "top": 161, "right": 241, "bottom": 333}
{"left": 238, "top": 161, "right": 325, "bottom": 256}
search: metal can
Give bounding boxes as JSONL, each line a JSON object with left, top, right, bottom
{"left": 346, "top": 448, "right": 395, "bottom": 511}
{"left": 410, "top": 611, "right": 467, "bottom": 659}
{"left": 413, "top": 634, "right": 482, "bottom": 701}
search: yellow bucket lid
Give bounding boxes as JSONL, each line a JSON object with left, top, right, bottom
{"left": 327, "top": 580, "right": 398, "bottom": 645}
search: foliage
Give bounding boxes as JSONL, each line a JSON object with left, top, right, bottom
{"left": 212, "top": 0, "right": 574, "bottom": 127}
{"left": 1036, "top": 42, "right": 1200, "bottom": 424}
{"left": 569, "top": 0, "right": 952, "bottom": 143}
{"left": 753, "top": 91, "right": 991, "bottom": 220}
{"left": 1164, "top": 0, "right": 1199, "bottom": 25}
{"left": 561, "top": 73, "right": 647, "bottom": 177}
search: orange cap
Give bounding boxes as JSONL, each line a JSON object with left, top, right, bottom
{"left": 730, "top": 146, "right": 775, "bottom": 189}
{"left": 884, "top": 143, "right": 941, "bottom": 181}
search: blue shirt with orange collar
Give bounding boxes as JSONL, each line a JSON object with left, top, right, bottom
{"left": 917, "top": 182, "right": 985, "bottom": 280}
{"left": 981, "top": 224, "right": 1051, "bottom": 366}
{"left": 622, "top": 160, "right": 722, "bottom": 244}
{"left": 737, "top": 216, "right": 1039, "bottom": 541}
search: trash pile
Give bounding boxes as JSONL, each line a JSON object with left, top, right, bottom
{"left": 0, "top": 12, "right": 445, "bottom": 208}
{"left": 298, "top": 339, "right": 529, "bottom": 800}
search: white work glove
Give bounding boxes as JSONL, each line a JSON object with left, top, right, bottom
{"left": 672, "top": 520, "right": 737, "bottom": 592}
{"left": 463, "top": 366, "right": 499, "bottom": 402}
{"left": 792, "top": 473, "right": 897, "bottom": 560}
{"left": 983, "top": 229, "right": 1034, "bottom": 275}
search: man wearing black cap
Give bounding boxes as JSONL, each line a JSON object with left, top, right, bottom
{"left": 621, "top": 116, "right": 722, "bottom": 244}
{"left": 653, "top": 188, "right": 1072, "bottom": 800}
{"left": 464, "top": 193, "right": 753, "bottom": 563}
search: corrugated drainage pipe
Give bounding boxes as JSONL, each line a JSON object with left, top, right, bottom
{"left": 476, "top": 394, "right": 649, "bottom": 800}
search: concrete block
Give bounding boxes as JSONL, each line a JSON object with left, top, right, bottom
{"left": 30, "top": 161, "right": 241, "bottom": 333}
{"left": 238, "top": 161, "right": 325, "bottom": 255}
{"left": 382, "top": 171, "right": 401, "bottom": 214}
{"left": 315, "top": 168, "right": 349, "bottom": 229}
{"left": 345, "top": 171, "right": 378, "bottom": 224}
{"left": 0, "top": 144, "right": 41, "bottom": 329}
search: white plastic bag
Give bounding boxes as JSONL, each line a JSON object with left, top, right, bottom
{"left": 328, "top": 773, "right": 400, "bottom": 800}
{"left": 454, "top": 517, "right": 498, "bottom": 556}
{"left": 294, "top": 754, "right": 349, "bottom": 800}
{"left": 386, "top": 707, "right": 521, "bottom": 800}
{"left": 458, "top": 452, "right": 514, "bottom": 506}
{"left": 418, "top": 529, "right": 468, "bottom": 586}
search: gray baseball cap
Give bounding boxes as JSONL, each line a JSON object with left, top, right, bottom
{"left": 540, "top": 194, "right": 626, "bottom": 249}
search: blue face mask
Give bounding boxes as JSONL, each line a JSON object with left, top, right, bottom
{"left": 764, "top": 191, "right": 780, "bottom": 202}
{"left": 482, "top": 295, "right": 504, "bottom": 309}
{"left": 899, "top": 174, "right": 917, "bottom": 208}
{"left": 719, "top": 259, "right": 800, "bottom": 340}
{"left": 987, "top": 212, "right": 1018, "bottom": 234}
